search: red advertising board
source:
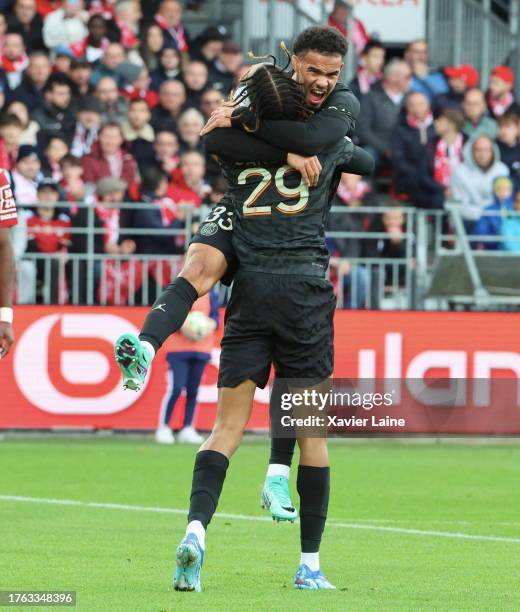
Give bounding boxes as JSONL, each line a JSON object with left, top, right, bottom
{"left": 2, "top": 307, "right": 520, "bottom": 431}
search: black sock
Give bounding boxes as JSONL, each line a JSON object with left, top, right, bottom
{"left": 269, "top": 378, "right": 296, "bottom": 466}
{"left": 269, "top": 437, "right": 296, "bottom": 466}
{"left": 297, "top": 465, "right": 330, "bottom": 553}
{"left": 188, "top": 450, "right": 229, "bottom": 528}
{"left": 139, "top": 277, "right": 198, "bottom": 352}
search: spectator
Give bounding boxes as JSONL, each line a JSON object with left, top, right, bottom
{"left": 451, "top": 134, "right": 509, "bottom": 225}
{"left": 496, "top": 112, "right": 520, "bottom": 189}
{"left": 327, "top": 172, "right": 377, "bottom": 309}
{"left": 9, "top": 51, "right": 51, "bottom": 110}
{"left": 1, "top": 32, "right": 29, "bottom": 90}
{"left": 431, "top": 108, "right": 466, "bottom": 199}
{"left": 392, "top": 91, "right": 444, "bottom": 208}
{"left": 42, "top": 0, "right": 87, "bottom": 50}
{"left": 68, "top": 57, "right": 92, "bottom": 97}
{"left": 328, "top": 0, "right": 368, "bottom": 54}
{"left": 11, "top": 144, "right": 41, "bottom": 204}
{"left": 59, "top": 153, "right": 92, "bottom": 204}
{"left": 70, "top": 95, "right": 102, "bottom": 157}
{"left": 349, "top": 40, "right": 385, "bottom": 100}
{"left": 154, "top": 0, "right": 189, "bottom": 54}
{"left": 94, "top": 75, "right": 128, "bottom": 123}
{"left": 182, "top": 60, "right": 208, "bottom": 109}
{"left": 200, "top": 87, "right": 224, "bottom": 120}
{"left": 119, "top": 65, "right": 159, "bottom": 108}
{"left": 94, "top": 178, "right": 135, "bottom": 257}
{"left": 5, "top": 99, "right": 39, "bottom": 145}
{"left": 190, "top": 25, "right": 228, "bottom": 67}
{"left": 462, "top": 88, "right": 497, "bottom": 140}
{"left": 475, "top": 176, "right": 514, "bottom": 249}
{"left": 0, "top": 113, "right": 23, "bottom": 170}
{"left": 486, "top": 65, "right": 520, "bottom": 119}
{"left": 433, "top": 64, "right": 479, "bottom": 114}
{"left": 208, "top": 39, "right": 242, "bottom": 95}
{"left": 6, "top": 0, "right": 45, "bottom": 52}
{"left": 365, "top": 208, "right": 408, "bottom": 284}
{"left": 53, "top": 46, "right": 74, "bottom": 75}
{"left": 90, "top": 42, "right": 126, "bottom": 86}
{"left": 33, "top": 74, "right": 76, "bottom": 145}
{"left": 177, "top": 108, "right": 204, "bottom": 153}
{"left": 405, "top": 39, "right": 448, "bottom": 101}
{"left": 150, "top": 42, "right": 181, "bottom": 91}
{"left": 167, "top": 149, "right": 209, "bottom": 207}
{"left": 26, "top": 179, "right": 71, "bottom": 303}
{"left": 132, "top": 165, "right": 180, "bottom": 255}
{"left": 121, "top": 98, "right": 154, "bottom": 156}
{"left": 357, "top": 58, "right": 411, "bottom": 169}
{"left": 70, "top": 14, "right": 110, "bottom": 63}
{"left": 113, "top": 0, "right": 141, "bottom": 52}
{"left": 41, "top": 135, "right": 68, "bottom": 181}
{"left": 147, "top": 129, "right": 180, "bottom": 180}
{"left": 151, "top": 78, "right": 186, "bottom": 132}
{"left": 82, "top": 122, "right": 138, "bottom": 187}
{"left": 139, "top": 23, "right": 165, "bottom": 71}
{"left": 501, "top": 189, "right": 520, "bottom": 252}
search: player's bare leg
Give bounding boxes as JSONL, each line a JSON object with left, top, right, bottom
{"left": 115, "top": 243, "right": 227, "bottom": 391}
{"left": 174, "top": 380, "right": 256, "bottom": 591}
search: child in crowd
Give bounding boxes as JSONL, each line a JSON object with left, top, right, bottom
{"left": 476, "top": 176, "right": 514, "bottom": 250}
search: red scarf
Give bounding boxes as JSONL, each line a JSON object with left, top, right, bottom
{"left": 70, "top": 36, "right": 109, "bottom": 58}
{"left": 356, "top": 67, "right": 381, "bottom": 95}
{"left": 95, "top": 203, "right": 120, "bottom": 246}
{"left": 337, "top": 179, "right": 370, "bottom": 204}
{"left": 488, "top": 91, "right": 514, "bottom": 118}
{"left": 1, "top": 53, "right": 29, "bottom": 74}
{"left": 154, "top": 14, "right": 188, "bottom": 53}
{"left": 434, "top": 134, "right": 464, "bottom": 187}
{"left": 406, "top": 113, "right": 433, "bottom": 144}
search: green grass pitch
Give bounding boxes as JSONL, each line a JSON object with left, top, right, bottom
{"left": 1, "top": 437, "right": 520, "bottom": 611}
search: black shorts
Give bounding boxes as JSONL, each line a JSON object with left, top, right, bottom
{"left": 218, "top": 271, "right": 336, "bottom": 388}
{"left": 190, "top": 196, "right": 238, "bottom": 286}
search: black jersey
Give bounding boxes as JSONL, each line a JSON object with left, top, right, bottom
{"left": 219, "top": 137, "right": 355, "bottom": 276}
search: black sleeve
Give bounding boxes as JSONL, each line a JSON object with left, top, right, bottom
{"left": 336, "top": 144, "right": 375, "bottom": 176}
{"left": 204, "top": 128, "right": 287, "bottom": 164}
{"left": 244, "top": 88, "right": 360, "bottom": 156}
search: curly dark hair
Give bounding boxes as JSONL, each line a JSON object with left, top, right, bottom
{"left": 293, "top": 26, "right": 348, "bottom": 58}
{"left": 233, "top": 61, "right": 312, "bottom": 132}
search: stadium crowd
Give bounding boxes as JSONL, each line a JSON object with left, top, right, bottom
{"left": 1, "top": 0, "right": 519, "bottom": 306}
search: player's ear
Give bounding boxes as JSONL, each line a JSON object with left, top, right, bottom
{"left": 291, "top": 54, "right": 300, "bottom": 74}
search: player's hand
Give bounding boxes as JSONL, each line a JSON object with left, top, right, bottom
{"left": 287, "top": 153, "right": 322, "bottom": 187}
{"left": 0, "top": 321, "right": 14, "bottom": 359}
{"left": 200, "top": 106, "right": 233, "bottom": 135}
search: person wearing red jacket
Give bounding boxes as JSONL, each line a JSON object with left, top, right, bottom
{"left": 156, "top": 289, "right": 219, "bottom": 444}
{"left": 82, "top": 122, "right": 139, "bottom": 188}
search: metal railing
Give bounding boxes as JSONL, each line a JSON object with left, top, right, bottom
{"left": 13, "top": 201, "right": 520, "bottom": 311}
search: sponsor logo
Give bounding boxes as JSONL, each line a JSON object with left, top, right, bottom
{"left": 200, "top": 222, "right": 218, "bottom": 237}
{"left": 13, "top": 314, "right": 148, "bottom": 414}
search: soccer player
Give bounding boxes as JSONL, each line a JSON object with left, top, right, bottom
{"left": 115, "top": 26, "right": 359, "bottom": 521}
{"left": 173, "top": 63, "right": 373, "bottom": 592}
{"left": 0, "top": 169, "right": 17, "bottom": 358}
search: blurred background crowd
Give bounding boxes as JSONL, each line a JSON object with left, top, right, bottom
{"left": 2, "top": 0, "right": 520, "bottom": 308}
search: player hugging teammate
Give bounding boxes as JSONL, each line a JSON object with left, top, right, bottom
{"left": 114, "top": 26, "right": 373, "bottom": 591}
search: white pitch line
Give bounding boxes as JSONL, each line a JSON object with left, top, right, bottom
{"left": 1, "top": 494, "right": 519, "bottom": 544}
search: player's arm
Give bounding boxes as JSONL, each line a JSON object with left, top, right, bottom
{"left": 0, "top": 227, "right": 15, "bottom": 357}
{"left": 205, "top": 129, "right": 322, "bottom": 187}
{"left": 336, "top": 142, "right": 375, "bottom": 176}
{"left": 233, "top": 89, "right": 360, "bottom": 156}
{"left": 204, "top": 128, "right": 287, "bottom": 164}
